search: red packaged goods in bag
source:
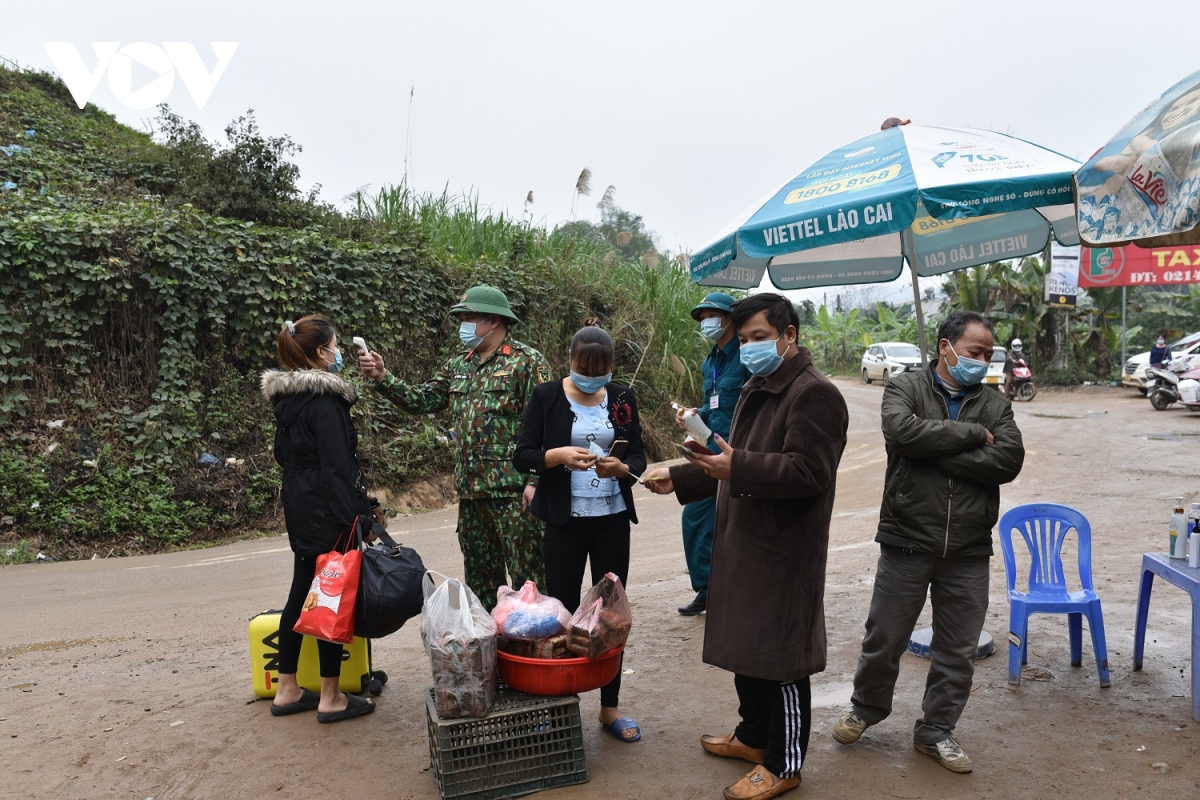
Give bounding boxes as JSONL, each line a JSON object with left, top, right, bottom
{"left": 566, "top": 573, "right": 632, "bottom": 659}
{"left": 293, "top": 545, "right": 361, "bottom": 645}
{"left": 492, "top": 581, "right": 571, "bottom": 641}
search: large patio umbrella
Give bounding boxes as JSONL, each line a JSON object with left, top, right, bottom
{"left": 691, "top": 124, "right": 1081, "bottom": 362}
{"left": 1075, "top": 68, "right": 1200, "bottom": 248}
{"left": 1073, "top": 68, "right": 1200, "bottom": 373}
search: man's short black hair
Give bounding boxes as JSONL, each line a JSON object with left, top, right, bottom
{"left": 731, "top": 293, "right": 800, "bottom": 335}
{"left": 937, "top": 310, "right": 994, "bottom": 345}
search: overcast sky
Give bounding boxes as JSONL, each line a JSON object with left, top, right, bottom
{"left": 5, "top": 1, "right": 1197, "bottom": 305}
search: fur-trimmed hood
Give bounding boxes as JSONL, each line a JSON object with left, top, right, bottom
{"left": 261, "top": 368, "right": 358, "bottom": 404}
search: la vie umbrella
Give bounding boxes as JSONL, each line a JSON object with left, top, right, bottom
{"left": 1075, "top": 68, "right": 1200, "bottom": 248}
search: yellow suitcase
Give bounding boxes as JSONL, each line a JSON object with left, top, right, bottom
{"left": 248, "top": 610, "right": 387, "bottom": 699}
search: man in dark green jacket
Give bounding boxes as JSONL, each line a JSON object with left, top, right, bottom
{"left": 833, "top": 310, "right": 1024, "bottom": 775}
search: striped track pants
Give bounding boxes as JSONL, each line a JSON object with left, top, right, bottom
{"left": 733, "top": 674, "right": 812, "bottom": 779}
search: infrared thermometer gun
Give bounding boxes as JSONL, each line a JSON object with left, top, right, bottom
{"left": 352, "top": 336, "right": 369, "bottom": 354}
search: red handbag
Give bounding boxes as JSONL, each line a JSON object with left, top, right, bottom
{"left": 293, "top": 521, "right": 362, "bottom": 645}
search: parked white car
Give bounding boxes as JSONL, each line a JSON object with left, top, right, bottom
{"left": 1122, "top": 331, "right": 1200, "bottom": 393}
{"left": 983, "top": 346, "right": 1009, "bottom": 389}
{"left": 861, "top": 342, "right": 924, "bottom": 383}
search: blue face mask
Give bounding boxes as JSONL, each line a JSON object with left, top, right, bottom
{"left": 740, "top": 337, "right": 789, "bottom": 376}
{"left": 459, "top": 321, "right": 484, "bottom": 349}
{"left": 946, "top": 342, "right": 988, "bottom": 387}
{"left": 322, "top": 346, "right": 343, "bottom": 373}
{"left": 700, "top": 318, "right": 726, "bottom": 341}
{"left": 570, "top": 371, "right": 611, "bottom": 395}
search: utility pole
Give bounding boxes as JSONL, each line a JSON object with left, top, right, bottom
{"left": 1046, "top": 242, "right": 1071, "bottom": 372}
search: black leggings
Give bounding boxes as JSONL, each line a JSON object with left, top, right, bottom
{"left": 544, "top": 511, "right": 630, "bottom": 709}
{"left": 278, "top": 553, "right": 344, "bottom": 679}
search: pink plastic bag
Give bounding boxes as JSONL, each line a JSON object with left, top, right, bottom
{"left": 566, "top": 573, "right": 632, "bottom": 659}
{"left": 492, "top": 581, "right": 571, "bottom": 641}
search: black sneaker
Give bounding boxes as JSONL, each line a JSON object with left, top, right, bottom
{"left": 678, "top": 593, "right": 707, "bottom": 616}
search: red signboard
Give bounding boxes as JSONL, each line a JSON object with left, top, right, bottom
{"left": 1078, "top": 244, "right": 1200, "bottom": 288}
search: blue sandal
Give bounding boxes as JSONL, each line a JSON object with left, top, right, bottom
{"left": 601, "top": 717, "right": 642, "bottom": 742}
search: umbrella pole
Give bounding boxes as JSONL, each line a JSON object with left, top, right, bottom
{"left": 1121, "top": 286, "right": 1128, "bottom": 375}
{"left": 909, "top": 260, "right": 930, "bottom": 370}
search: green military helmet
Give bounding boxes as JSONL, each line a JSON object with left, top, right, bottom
{"left": 690, "top": 291, "right": 737, "bottom": 321}
{"left": 450, "top": 285, "right": 520, "bottom": 324}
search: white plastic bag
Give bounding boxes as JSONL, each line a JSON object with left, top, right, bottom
{"left": 420, "top": 571, "right": 497, "bottom": 718}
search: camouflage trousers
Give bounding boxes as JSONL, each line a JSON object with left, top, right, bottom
{"left": 458, "top": 496, "right": 545, "bottom": 611}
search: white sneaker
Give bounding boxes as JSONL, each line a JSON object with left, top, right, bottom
{"left": 914, "top": 737, "right": 973, "bottom": 773}
{"left": 832, "top": 711, "right": 871, "bottom": 744}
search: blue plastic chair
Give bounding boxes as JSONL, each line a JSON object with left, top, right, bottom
{"left": 998, "top": 503, "right": 1110, "bottom": 688}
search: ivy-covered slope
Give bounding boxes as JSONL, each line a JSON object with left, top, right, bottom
{"left": 0, "top": 67, "right": 457, "bottom": 559}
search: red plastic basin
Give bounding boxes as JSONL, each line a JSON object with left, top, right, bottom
{"left": 496, "top": 645, "right": 624, "bottom": 696}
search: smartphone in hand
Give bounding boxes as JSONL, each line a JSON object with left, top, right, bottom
{"left": 607, "top": 440, "right": 629, "bottom": 460}
{"left": 677, "top": 439, "right": 710, "bottom": 457}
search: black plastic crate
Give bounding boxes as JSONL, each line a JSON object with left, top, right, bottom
{"left": 425, "top": 686, "right": 588, "bottom": 800}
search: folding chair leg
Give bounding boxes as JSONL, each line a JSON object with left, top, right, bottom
{"left": 1087, "top": 600, "right": 1110, "bottom": 688}
{"left": 1068, "top": 612, "right": 1083, "bottom": 667}
{"left": 1008, "top": 602, "right": 1027, "bottom": 685}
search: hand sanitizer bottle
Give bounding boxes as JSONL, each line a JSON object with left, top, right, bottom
{"left": 1190, "top": 504, "right": 1200, "bottom": 568}
{"left": 672, "top": 403, "right": 712, "bottom": 442}
{"left": 1169, "top": 497, "right": 1187, "bottom": 559}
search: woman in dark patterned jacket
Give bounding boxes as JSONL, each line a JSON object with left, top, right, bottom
{"left": 513, "top": 324, "right": 646, "bottom": 743}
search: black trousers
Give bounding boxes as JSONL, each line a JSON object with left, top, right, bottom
{"left": 733, "top": 674, "right": 811, "bottom": 779}
{"left": 278, "top": 553, "right": 344, "bottom": 679}
{"left": 544, "top": 510, "right": 630, "bottom": 709}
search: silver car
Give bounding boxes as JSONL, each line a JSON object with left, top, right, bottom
{"left": 861, "top": 342, "right": 924, "bottom": 384}
{"left": 1122, "top": 332, "right": 1200, "bottom": 393}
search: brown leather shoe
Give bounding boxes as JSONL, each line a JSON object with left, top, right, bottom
{"left": 723, "top": 766, "right": 800, "bottom": 800}
{"left": 701, "top": 733, "right": 766, "bottom": 764}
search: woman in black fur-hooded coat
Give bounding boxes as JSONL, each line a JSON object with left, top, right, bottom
{"left": 258, "top": 315, "right": 375, "bottom": 724}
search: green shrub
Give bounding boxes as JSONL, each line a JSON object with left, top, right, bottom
{"left": 0, "top": 446, "right": 227, "bottom": 552}
{"left": 0, "top": 539, "right": 36, "bottom": 565}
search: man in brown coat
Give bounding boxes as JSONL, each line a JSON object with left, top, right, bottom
{"left": 645, "top": 293, "right": 848, "bottom": 800}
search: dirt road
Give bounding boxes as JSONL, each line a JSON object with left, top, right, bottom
{"left": 3, "top": 379, "right": 1199, "bottom": 799}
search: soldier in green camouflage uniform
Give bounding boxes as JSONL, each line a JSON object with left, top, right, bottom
{"left": 357, "top": 286, "right": 550, "bottom": 609}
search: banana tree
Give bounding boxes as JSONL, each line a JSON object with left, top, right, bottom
{"left": 813, "top": 304, "right": 866, "bottom": 373}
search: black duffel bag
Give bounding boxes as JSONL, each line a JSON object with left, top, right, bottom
{"left": 355, "top": 522, "right": 427, "bottom": 639}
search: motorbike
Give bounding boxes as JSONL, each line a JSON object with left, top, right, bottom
{"left": 1145, "top": 362, "right": 1200, "bottom": 411}
{"left": 1005, "top": 357, "right": 1036, "bottom": 402}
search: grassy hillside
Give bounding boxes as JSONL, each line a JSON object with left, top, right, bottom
{"left": 0, "top": 63, "right": 712, "bottom": 563}
{"left": 0, "top": 67, "right": 173, "bottom": 197}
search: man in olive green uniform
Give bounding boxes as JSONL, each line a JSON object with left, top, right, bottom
{"left": 357, "top": 286, "right": 551, "bottom": 609}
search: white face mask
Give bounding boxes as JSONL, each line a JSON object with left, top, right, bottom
{"left": 699, "top": 318, "right": 726, "bottom": 341}
{"left": 459, "top": 319, "right": 494, "bottom": 349}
